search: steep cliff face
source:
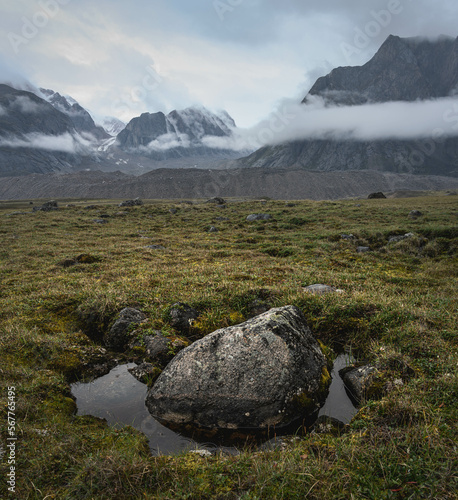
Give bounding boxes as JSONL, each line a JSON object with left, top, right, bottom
{"left": 238, "top": 35, "right": 458, "bottom": 177}
{"left": 116, "top": 107, "right": 239, "bottom": 160}
{"left": 306, "top": 35, "right": 458, "bottom": 105}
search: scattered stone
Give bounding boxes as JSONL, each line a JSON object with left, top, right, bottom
{"left": 145, "top": 245, "right": 166, "bottom": 250}
{"left": 99, "top": 214, "right": 110, "bottom": 219}
{"left": 169, "top": 303, "right": 200, "bottom": 334}
{"left": 33, "top": 200, "right": 58, "bottom": 212}
{"left": 368, "top": 192, "right": 386, "bottom": 199}
{"left": 409, "top": 210, "right": 423, "bottom": 219}
{"left": 188, "top": 449, "right": 213, "bottom": 457}
{"left": 128, "top": 363, "right": 162, "bottom": 385}
{"left": 169, "top": 208, "right": 178, "bottom": 215}
{"left": 84, "top": 205, "right": 98, "bottom": 210}
{"left": 357, "top": 246, "right": 371, "bottom": 253}
{"left": 146, "top": 306, "right": 330, "bottom": 430}
{"left": 206, "top": 197, "right": 226, "bottom": 205}
{"left": 341, "top": 234, "right": 355, "bottom": 240}
{"left": 246, "top": 214, "right": 271, "bottom": 222}
{"left": 140, "top": 333, "right": 172, "bottom": 365}
{"left": 208, "top": 226, "right": 219, "bottom": 233}
{"left": 388, "top": 233, "right": 414, "bottom": 244}
{"left": 93, "top": 219, "right": 108, "bottom": 224}
{"left": 119, "top": 198, "right": 143, "bottom": 207}
{"left": 303, "top": 284, "right": 344, "bottom": 295}
{"left": 105, "top": 308, "right": 147, "bottom": 350}
{"left": 339, "top": 365, "right": 380, "bottom": 404}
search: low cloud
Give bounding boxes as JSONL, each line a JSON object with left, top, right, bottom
{"left": 11, "top": 96, "right": 47, "bottom": 114}
{"left": 139, "top": 132, "right": 191, "bottom": 152}
{"left": 0, "top": 132, "right": 92, "bottom": 153}
{"left": 202, "top": 97, "right": 458, "bottom": 151}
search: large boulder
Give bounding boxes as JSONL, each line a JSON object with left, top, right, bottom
{"left": 146, "top": 306, "right": 330, "bottom": 430}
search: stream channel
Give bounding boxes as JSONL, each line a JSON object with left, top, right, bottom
{"left": 71, "top": 354, "right": 357, "bottom": 456}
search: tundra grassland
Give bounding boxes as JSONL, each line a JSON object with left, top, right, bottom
{"left": 0, "top": 195, "right": 457, "bottom": 499}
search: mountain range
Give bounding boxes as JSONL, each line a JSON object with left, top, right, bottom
{"left": 0, "top": 34, "right": 457, "bottom": 199}
{"left": 235, "top": 35, "right": 458, "bottom": 177}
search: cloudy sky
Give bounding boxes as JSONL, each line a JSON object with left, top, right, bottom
{"left": 0, "top": 0, "right": 457, "bottom": 128}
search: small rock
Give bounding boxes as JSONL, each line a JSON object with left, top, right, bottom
{"left": 285, "top": 203, "right": 296, "bottom": 207}
{"left": 169, "top": 209, "right": 178, "bottom": 215}
{"left": 145, "top": 245, "right": 166, "bottom": 250}
{"left": 215, "top": 217, "right": 229, "bottom": 221}
{"left": 341, "top": 234, "right": 355, "bottom": 240}
{"left": 303, "top": 284, "right": 344, "bottom": 295}
{"left": 388, "top": 233, "right": 414, "bottom": 244}
{"left": 340, "top": 365, "right": 380, "bottom": 404}
{"left": 188, "top": 449, "right": 213, "bottom": 457}
{"left": 93, "top": 219, "right": 108, "bottom": 224}
{"left": 208, "top": 226, "right": 219, "bottom": 233}
{"left": 141, "top": 333, "right": 176, "bottom": 365}
{"left": 206, "top": 197, "right": 226, "bottom": 205}
{"left": 33, "top": 200, "right": 58, "bottom": 212}
{"left": 105, "top": 308, "right": 147, "bottom": 350}
{"left": 368, "top": 192, "right": 386, "bottom": 199}
{"left": 169, "top": 303, "right": 200, "bottom": 334}
{"left": 84, "top": 205, "right": 98, "bottom": 210}
{"left": 119, "top": 198, "right": 143, "bottom": 207}
{"left": 409, "top": 210, "right": 423, "bottom": 219}
{"left": 357, "top": 246, "right": 371, "bottom": 253}
{"left": 246, "top": 214, "right": 271, "bottom": 222}
{"left": 128, "top": 363, "right": 162, "bottom": 385}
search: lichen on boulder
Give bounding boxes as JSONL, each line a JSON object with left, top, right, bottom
{"left": 146, "top": 305, "right": 330, "bottom": 430}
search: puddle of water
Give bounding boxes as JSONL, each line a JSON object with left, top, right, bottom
{"left": 318, "top": 354, "right": 358, "bottom": 424}
{"left": 71, "top": 355, "right": 357, "bottom": 455}
{"left": 71, "top": 364, "right": 197, "bottom": 455}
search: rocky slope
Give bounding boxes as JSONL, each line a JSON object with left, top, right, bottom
{"left": 1, "top": 167, "right": 456, "bottom": 201}
{"left": 237, "top": 35, "right": 458, "bottom": 176}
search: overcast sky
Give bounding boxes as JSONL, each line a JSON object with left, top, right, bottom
{"left": 0, "top": 0, "right": 457, "bottom": 127}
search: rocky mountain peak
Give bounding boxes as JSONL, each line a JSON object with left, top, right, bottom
{"left": 39, "top": 88, "right": 110, "bottom": 140}
{"left": 305, "top": 34, "right": 458, "bottom": 106}
{"left": 116, "top": 106, "right": 238, "bottom": 160}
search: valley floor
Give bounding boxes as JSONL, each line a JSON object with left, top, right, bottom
{"left": 0, "top": 195, "right": 457, "bottom": 499}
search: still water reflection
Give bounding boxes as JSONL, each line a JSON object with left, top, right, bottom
{"left": 71, "top": 355, "right": 357, "bottom": 456}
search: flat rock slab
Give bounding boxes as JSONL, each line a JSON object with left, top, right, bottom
{"left": 146, "top": 305, "right": 329, "bottom": 430}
